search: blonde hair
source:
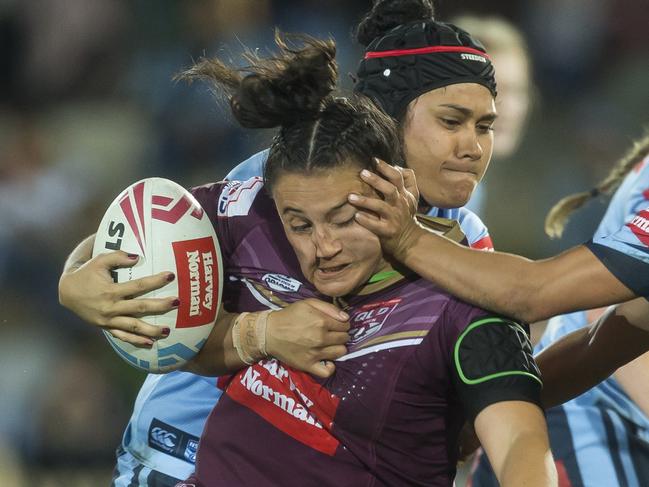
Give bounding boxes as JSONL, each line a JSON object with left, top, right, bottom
{"left": 545, "top": 128, "right": 649, "bottom": 238}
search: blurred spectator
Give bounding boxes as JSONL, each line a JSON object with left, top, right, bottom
{"left": 452, "top": 15, "right": 534, "bottom": 216}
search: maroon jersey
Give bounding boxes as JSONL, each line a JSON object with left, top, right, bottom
{"left": 184, "top": 178, "right": 541, "bottom": 487}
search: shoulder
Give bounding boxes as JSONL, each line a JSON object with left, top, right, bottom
{"left": 225, "top": 149, "right": 269, "bottom": 181}
{"left": 214, "top": 177, "right": 266, "bottom": 219}
{"left": 456, "top": 208, "right": 494, "bottom": 250}
{"left": 428, "top": 206, "right": 493, "bottom": 250}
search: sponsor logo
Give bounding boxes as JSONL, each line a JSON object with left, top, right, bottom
{"left": 262, "top": 273, "right": 302, "bottom": 293}
{"left": 150, "top": 426, "right": 177, "bottom": 451}
{"left": 226, "top": 359, "right": 340, "bottom": 455}
{"left": 627, "top": 208, "right": 649, "bottom": 247}
{"left": 218, "top": 181, "right": 242, "bottom": 215}
{"left": 460, "top": 53, "right": 487, "bottom": 63}
{"left": 173, "top": 237, "right": 219, "bottom": 328}
{"left": 349, "top": 298, "right": 402, "bottom": 344}
{"left": 148, "top": 419, "right": 200, "bottom": 464}
{"left": 217, "top": 177, "right": 263, "bottom": 217}
{"left": 184, "top": 439, "right": 198, "bottom": 463}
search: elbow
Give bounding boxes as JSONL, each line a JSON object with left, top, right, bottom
{"left": 505, "top": 291, "right": 547, "bottom": 324}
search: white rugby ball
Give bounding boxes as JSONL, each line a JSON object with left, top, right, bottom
{"left": 92, "top": 177, "right": 223, "bottom": 373}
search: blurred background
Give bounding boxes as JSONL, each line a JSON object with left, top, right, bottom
{"left": 0, "top": 0, "right": 647, "bottom": 484}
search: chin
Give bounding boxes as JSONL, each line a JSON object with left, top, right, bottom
{"left": 314, "top": 280, "right": 357, "bottom": 298}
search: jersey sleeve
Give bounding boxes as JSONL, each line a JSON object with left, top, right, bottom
{"left": 190, "top": 177, "right": 265, "bottom": 264}
{"left": 224, "top": 149, "right": 269, "bottom": 181}
{"left": 584, "top": 164, "right": 649, "bottom": 297}
{"left": 456, "top": 207, "right": 494, "bottom": 251}
{"left": 442, "top": 301, "right": 542, "bottom": 423}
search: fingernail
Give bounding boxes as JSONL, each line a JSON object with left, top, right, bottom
{"left": 339, "top": 311, "right": 349, "bottom": 320}
{"left": 145, "top": 340, "right": 154, "bottom": 348}
{"left": 348, "top": 193, "right": 359, "bottom": 202}
{"left": 127, "top": 253, "right": 139, "bottom": 259}
{"left": 166, "top": 273, "right": 175, "bottom": 282}
{"left": 161, "top": 327, "right": 170, "bottom": 337}
{"left": 361, "top": 169, "right": 371, "bottom": 178}
{"left": 172, "top": 299, "right": 180, "bottom": 307}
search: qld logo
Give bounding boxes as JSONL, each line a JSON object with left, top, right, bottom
{"left": 349, "top": 298, "right": 401, "bottom": 344}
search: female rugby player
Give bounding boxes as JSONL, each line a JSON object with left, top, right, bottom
{"left": 177, "top": 34, "right": 554, "bottom": 487}
{"left": 471, "top": 131, "right": 649, "bottom": 486}
{"left": 59, "top": 2, "right": 515, "bottom": 484}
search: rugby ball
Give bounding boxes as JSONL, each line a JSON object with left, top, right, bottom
{"left": 92, "top": 177, "right": 223, "bottom": 373}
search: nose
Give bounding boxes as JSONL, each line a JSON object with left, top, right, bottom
{"left": 457, "top": 128, "right": 483, "bottom": 161}
{"left": 312, "top": 226, "right": 342, "bottom": 260}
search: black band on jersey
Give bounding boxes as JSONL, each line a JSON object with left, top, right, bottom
{"left": 452, "top": 316, "right": 543, "bottom": 423}
{"left": 585, "top": 241, "right": 649, "bottom": 297}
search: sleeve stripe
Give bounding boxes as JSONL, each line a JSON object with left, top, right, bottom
{"left": 470, "top": 235, "right": 494, "bottom": 251}
{"left": 585, "top": 241, "right": 649, "bottom": 296}
{"left": 453, "top": 317, "right": 543, "bottom": 386}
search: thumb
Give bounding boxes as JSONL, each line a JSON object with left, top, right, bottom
{"left": 304, "top": 299, "right": 349, "bottom": 322}
{"left": 308, "top": 360, "right": 336, "bottom": 379}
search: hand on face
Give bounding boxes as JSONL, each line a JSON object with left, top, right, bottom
{"left": 58, "top": 251, "right": 177, "bottom": 347}
{"left": 348, "top": 158, "right": 424, "bottom": 261}
{"left": 266, "top": 298, "right": 350, "bottom": 378}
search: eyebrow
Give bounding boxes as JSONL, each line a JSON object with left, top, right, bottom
{"left": 438, "top": 103, "right": 498, "bottom": 122}
{"left": 282, "top": 200, "right": 350, "bottom": 217}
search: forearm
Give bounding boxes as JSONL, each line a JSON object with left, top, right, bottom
{"left": 183, "top": 309, "right": 245, "bottom": 376}
{"left": 537, "top": 303, "right": 649, "bottom": 409}
{"left": 499, "top": 432, "right": 556, "bottom": 487}
{"left": 613, "top": 352, "right": 649, "bottom": 417}
{"left": 398, "top": 227, "right": 543, "bottom": 321}
{"left": 399, "top": 229, "right": 634, "bottom": 322}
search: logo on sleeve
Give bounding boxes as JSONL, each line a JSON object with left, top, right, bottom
{"left": 217, "top": 177, "right": 263, "bottom": 217}
{"left": 349, "top": 298, "right": 401, "bottom": 344}
{"left": 148, "top": 419, "right": 200, "bottom": 464}
{"left": 627, "top": 208, "right": 649, "bottom": 247}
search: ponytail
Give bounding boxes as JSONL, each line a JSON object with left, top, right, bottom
{"left": 545, "top": 128, "right": 649, "bottom": 238}
{"left": 177, "top": 31, "right": 337, "bottom": 129}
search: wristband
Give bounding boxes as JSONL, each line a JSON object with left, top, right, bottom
{"left": 255, "top": 310, "right": 272, "bottom": 357}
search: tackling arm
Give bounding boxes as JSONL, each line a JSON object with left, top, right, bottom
{"left": 537, "top": 297, "right": 649, "bottom": 408}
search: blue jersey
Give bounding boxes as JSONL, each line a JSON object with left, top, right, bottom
{"left": 471, "top": 155, "right": 649, "bottom": 487}
{"left": 226, "top": 150, "right": 494, "bottom": 251}
{"left": 114, "top": 152, "right": 494, "bottom": 485}
{"left": 585, "top": 155, "right": 649, "bottom": 296}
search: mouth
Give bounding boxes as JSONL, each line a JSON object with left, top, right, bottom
{"left": 442, "top": 166, "right": 477, "bottom": 175}
{"left": 315, "top": 263, "right": 351, "bottom": 279}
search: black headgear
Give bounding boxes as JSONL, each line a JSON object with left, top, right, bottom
{"left": 355, "top": 20, "right": 497, "bottom": 120}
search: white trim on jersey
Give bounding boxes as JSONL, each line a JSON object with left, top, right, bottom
{"left": 337, "top": 338, "right": 424, "bottom": 362}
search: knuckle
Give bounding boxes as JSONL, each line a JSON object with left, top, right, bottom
{"left": 98, "top": 302, "right": 113, "bottom": 318}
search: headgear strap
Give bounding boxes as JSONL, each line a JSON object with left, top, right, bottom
{"left": 355, "top": 20, "right": 497, "bottom": 119}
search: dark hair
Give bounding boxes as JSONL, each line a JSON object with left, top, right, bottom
{"left": 355, "top": 0, "right": 435, "bottom": 47}
{"left": 178, "top": 32, "right": 402, "bottom": 191}
{"left": 545, "top": 128, "right": 649, "bottom": 238}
